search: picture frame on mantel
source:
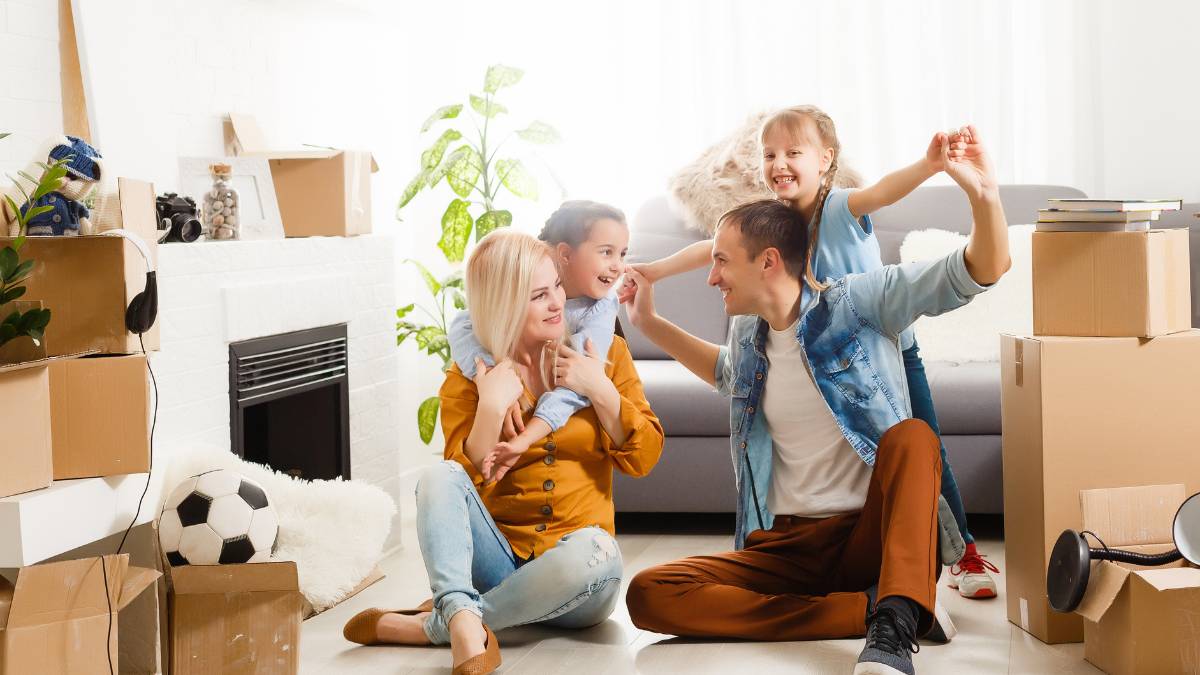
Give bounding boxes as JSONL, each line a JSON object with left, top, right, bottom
{"left": 178, "top": 157, "right": 285, "bottom": 241}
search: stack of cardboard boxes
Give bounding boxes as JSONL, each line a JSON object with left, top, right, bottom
{"left": 0, "top": 178, "right": 305, "bottom": 674}
{"left": 0, "top": 179, "right": 162, "bottom": 673}
{"left": 1002, "top": 201, "right": 1200, "bottom": 672}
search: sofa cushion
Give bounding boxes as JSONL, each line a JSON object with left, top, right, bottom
{"left": 635, "top": 359, "right": 730, "bottom": 437}
{"left": 623, "top": 196, "right": 730, "bottom": 360}
{"left": 924, "top": 360, "right": 1001, "bottom": 435}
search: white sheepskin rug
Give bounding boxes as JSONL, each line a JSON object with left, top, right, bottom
{"left": 668, "top": 110, "right": 864, "bottom": 236}
{"left": 900, "top": 225, "right": 1035, "bottom": 362}
{"left": 159, "top": 443, "right": 397, "bottom": 612}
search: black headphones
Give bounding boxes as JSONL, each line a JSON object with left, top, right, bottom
{"left": 101, "top": 229, "right": 158, "bottom": 335}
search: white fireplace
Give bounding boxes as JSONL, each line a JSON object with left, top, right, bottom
{"left": 150, "top": 234, "right": 403, "bottom": 548}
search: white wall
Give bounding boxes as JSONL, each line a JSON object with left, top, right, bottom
{"left": 2, "top": 0, "right": 1198, "bottom": 481}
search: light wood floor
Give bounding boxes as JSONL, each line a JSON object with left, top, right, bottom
{"left": 301, "top": 495, "right": 1100, "bottom": 674}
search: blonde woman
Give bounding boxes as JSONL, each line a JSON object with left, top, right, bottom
{"left": 344, "top": 229, "right": 664, "bottom": 675}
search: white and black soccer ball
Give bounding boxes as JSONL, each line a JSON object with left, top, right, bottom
{"left": 158, "top": 469, "right": 279, "bottom": 565}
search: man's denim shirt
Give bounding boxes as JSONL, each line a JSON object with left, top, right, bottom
{"left": 715, "top": 247, "right": 990, "bottom": 549}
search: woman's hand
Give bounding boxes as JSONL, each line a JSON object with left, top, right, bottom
{"left": 553, "top": 339, "right": 610, "bottom": 399}
{"left": 473, "top": 357, "right": 524, "bottom": 415}
{"left": 942, "top": 125, "right": 998, "bottom": 203}
{"left": 617, "top": 263, "right": 651, "bottom": 304}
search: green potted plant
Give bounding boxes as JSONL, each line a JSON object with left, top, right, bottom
{"left": 396, "top": 64, "right": 562, "bottom": 443}
{"left": 0, "top": 132, "right": 66, "bottom": 361}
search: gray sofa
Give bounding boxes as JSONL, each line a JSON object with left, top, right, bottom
{"left": 616, "top": 186, "right": 1200, "bottom": 515}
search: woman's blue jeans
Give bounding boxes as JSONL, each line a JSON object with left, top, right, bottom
{"left": 903, "top": 341, "right": 974, "bottom": 545}
{"left": 414, "top": 460, "right": 624, "bottom": 644}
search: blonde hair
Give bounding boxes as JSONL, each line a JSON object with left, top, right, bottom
{"left": 466, "top": 229, "right": 554, "bottom": 364}
{"left": 761, "top": 105, "right": 858, "bottom": 291}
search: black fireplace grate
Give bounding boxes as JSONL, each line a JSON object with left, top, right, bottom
{"left": 234, "top": 336, "right": 347, "bottom": 405}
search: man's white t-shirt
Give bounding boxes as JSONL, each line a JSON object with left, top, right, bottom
{"left": 763, "top": 318, "right": 872, "bottom": 518}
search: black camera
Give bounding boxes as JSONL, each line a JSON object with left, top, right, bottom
{"left": 155, "top": 192, "right": 202, "bottom": 243}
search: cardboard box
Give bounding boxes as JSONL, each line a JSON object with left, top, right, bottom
{"left": 0, "top": 358, "right": 53, "bottom": 499}
{"left": 0, "top": 179, "right": 160, "bottom": 356}
{"left": 49, "top": 354, "right": 150, "bottom": 479}
{"left": 1033, "top": 229, "right": 1192, "bottom": 338}
{"left": 0, "top": 554, "right": 160, "bottom": 674}
{"left": 167, "top": 561, "right": 302, "bottom": 674}
{"left": 230, "top": 113, "right": 378, "bottom": 238}
{"left": 1073, "top": 484, "right": 1200, "bottom": 675}
{"left": 1001, "top": 331, "right": 1200, "bottom": 643}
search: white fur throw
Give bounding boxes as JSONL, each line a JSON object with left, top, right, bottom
{"left": 160, "top": 444, "right": 396, "bottom": 612}
{"left": 899, "top": 225, "right": 1034, "bottom": 363}
{"left": 668, "top": 111, "right": 863, "bottom": 236}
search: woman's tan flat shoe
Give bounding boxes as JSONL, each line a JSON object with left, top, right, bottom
{"left": 451, "top": 624, "right": 501, "bottom": 675}
{"left": 342, "top": 599, "right": 434, "bottom": 645}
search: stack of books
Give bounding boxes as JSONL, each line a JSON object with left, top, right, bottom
{"left": 1036, "top": 198, "right": 1182, "bottom": 232}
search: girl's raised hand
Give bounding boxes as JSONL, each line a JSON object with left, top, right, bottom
{"left": 924, "top": 131, "right": 949, "bottom": 173}
{"left": 942, "top": 125, "right": 998, "bottom": 201}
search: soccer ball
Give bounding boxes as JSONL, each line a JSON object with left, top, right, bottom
{"left": 158, "top": 469, "right": 279, "bottom": 565}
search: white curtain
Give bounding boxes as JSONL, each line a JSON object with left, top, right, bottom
{"left": 384, "top": 0, "right": 1098, "bottom": 244}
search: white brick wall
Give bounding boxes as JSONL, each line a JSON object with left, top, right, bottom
{"left": 0, "top": 0, "right": 65, "bottom": 177}
{"left": 152, "top": 235, "right": 404, "bottom": 549}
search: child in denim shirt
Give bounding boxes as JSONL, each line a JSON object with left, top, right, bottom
{"left": 449, "top": 200, "right": 629, "bottom": 469}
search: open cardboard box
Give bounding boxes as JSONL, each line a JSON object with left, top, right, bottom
{"left": 0, "top": 554, "right": 160, "bottom": 675}
{"left": 0, "top": 178, "right": 159, "bottom": 356}
{"left": 1000, "top": 331, "right": 1200, "bottom": 644}
{"left": 1073, "top": 484, "right": 1200, "bottom": 675}
{"left": 165, "top": 560, "right": 302, "bottom": 675}
{"left": 1033, "top": 228, "right": 1192, "bottom": 338}
{"left": 230, "top": 113, "right": 377, "bottom": 238}
{"left": 50, "top": 354, "right": 150, "bottom": 479}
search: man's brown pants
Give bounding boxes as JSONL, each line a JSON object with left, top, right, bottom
{"left": 626, "top": 418, "right": 942, "bottom": 641}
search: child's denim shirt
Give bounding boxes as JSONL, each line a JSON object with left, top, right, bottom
{"left": 448, "top": 294, "right": 619, "bottom": 431}
{"left": 716, "top": 247, "right": 989, "bottom": 549}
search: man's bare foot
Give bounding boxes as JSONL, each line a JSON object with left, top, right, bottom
{"left": 448, "top": 610, "right": 488, "bottom": 667}
{"left": 374, "top": 611, "right": 432, "bottom": 644}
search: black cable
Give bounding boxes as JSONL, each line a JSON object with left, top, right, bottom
{"left": 101, "top": 555, "right": 113, "bottom": 675}
{"left": 1082, "top": 529, "right": 1183, "bottom": 566}
{"left": 103, "top": 332, "right": 158, "bottom": 675}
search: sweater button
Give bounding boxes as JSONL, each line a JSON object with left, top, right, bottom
{"left": 545, "top": 441, "right": 556, "bottom": 452}
{"left": 755, "top": 373, "right": 763, "bottom": 380}
{"left": 535, "top": 523, "right": 547, "bottom": 532}
{"left": 543, "top": 455, "right": 556, "bottom": 465}
{"left": 540, "top": 505, "right": 552, "bottom": 516}
{"left": 543, "top": 479, "right": 555, "bottom": 491}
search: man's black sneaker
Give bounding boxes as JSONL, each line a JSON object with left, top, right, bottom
{"left": 854, "top": 606, "right": 920, "bottom": 675}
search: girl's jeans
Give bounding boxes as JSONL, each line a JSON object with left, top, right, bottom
{"left": 903, "top": 341, "right": 974, "bottom": 545}
{"left": 415, "top": 460, "right": 624, "bottom": 644}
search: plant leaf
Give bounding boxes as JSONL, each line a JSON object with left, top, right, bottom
{"left": 21, "top": 205, "right": 52, "bottom": 222}
{"left": 469, "top": 94, "right": 508, "bottom": 119}
{"left": 417, "top": 396, "right": 440, "bottom": 444}
{"left": 449, "top": 287, "right": 467, "bottom": 310}
{"left": 420, "top": 104, "right": 463, "bottom": 133}
{"left": 495, "top": 159, "right": 539, "bottom": 200}
{"left": 0, "top": 247, "right": 16, "bottom": 281}
{"left": 0, "top": 286, "right": 26, "bottom": 304}
{"left": 516, "top": 121, "right": 562, "bottom": 144}
{"left": 404, "top": 259, "right": 441, "bottom": 297}
{"left": 396, "top": 168, "right": 432, "bottom": 215}
{"left": 420, "top": 129, "right": 463, "bottom": 170}
{"left": 30, "top": 161, "right": 69, "bottom": 202}
{"left": 440, "top": 271, "right": 464, "bottom": 289}
{"left": 396, "top": 303, "right": 415, "bottom": 319}
{"left": 8, "top": 259, "right": 34, "bottom": 285}
{"left": 443, "top": 146, "right": 481, "bottom": 198}
{"left": 474, "top": 209, "right": 512, "bottom": 241}
{"left": 437, "top": 199, "right": 473, "bottom": 263}
{"left": 483, "top": 65, "right": 523, "bottom": 94}
{"left": 0, "top": 132, "right": 10, "bottom": 141}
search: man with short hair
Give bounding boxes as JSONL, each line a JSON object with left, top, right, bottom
{"left": 623, "top": 127, "right": 1008, "bottom": 675}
